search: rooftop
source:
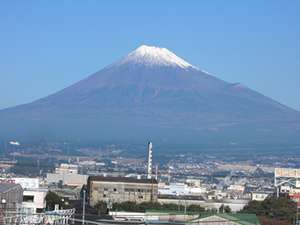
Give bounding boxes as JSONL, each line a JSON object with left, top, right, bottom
{"left": 0, "top": 183, "right": 22, "bottom": 193}
{"left": 192, "top": 213, "right": 260, "bottom": 225}
{"left": 88, "top": 176, "right": 158, "bottom": 184}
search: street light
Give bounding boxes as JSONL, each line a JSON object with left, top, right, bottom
{"left": 82, "top": 190, "right": 86, "bottom": 225}
{"left": 1, "top": 199, "right": 6, "bottom": 221}
{"left": 61, "top": 198, "right": 64, "bottom": 209}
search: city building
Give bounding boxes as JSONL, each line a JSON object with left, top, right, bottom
{"left": 0, "top": 177, "right": 39, "bottom": 189}
{"left": 158, "top": 181, "right": 206, "bottom": 196}
{"left": 47, "top": 173, "right": 88, "bottom": 187}
{"left": 227, "top": 184, "right": 245, "bottom": 193}
{"left": 251, "top": 191, "right": 271, "bottom": 201}
{"left": 158, "top": 194, "right": 248, "bottom": 212}
{"left": 273, "top": 167, "right": 300, "bottom": 206}
{"left": 22, "top": 188, "right": 47, "bottom": 213}
{"left": 55, "top": 164, "right": 78, "bottom": 175}
{"left": 88, "top": 176, "right": 158, "bottom": 207}
{"left": 47, "top": 163, "right": 88, "bottom": 187}
{"left": 0, "top": 177, "right": 48, "bottom": 213}
{"left": 274, "top": 167, "right": 300, "bottom": 196}
{"left": 0, "top": 183, "right": 23, "bottom": 211}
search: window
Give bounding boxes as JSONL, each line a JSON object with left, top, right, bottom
{"left": 113, "top": 188, "right": 117, "bottom": 192}
{"left": 103, "top": 194, "right": 107, "bottom": 197}
{"left": 23, "top": 195, "right": 34, "bottom": 202}
{"left": 138, "top": 196, "right": 143, "bottom": 199}
{"left": 125, "top": 188, "right": 135, "bottom": 192}
{"left": 36, "top": 208, "right": 43, "bottom": 213}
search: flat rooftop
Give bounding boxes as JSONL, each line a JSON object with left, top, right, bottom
{"left": 88, "top": 176, "right": 158, "bottom": 184}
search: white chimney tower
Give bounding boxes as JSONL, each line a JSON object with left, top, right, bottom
{"left": 147, "top": 142, "right": 153, "bottom": 179}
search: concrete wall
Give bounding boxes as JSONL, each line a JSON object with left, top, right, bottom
{"left": 22, "top": 189, "right": 48, "bottom": 213}
{"left": 89, "top": 181, "right": 158, "bottom": 207}
{"left": 47, "top": 173, "right": 87, "bottom": 187}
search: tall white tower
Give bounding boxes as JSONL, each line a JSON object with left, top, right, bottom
{"left": 147, "top": 142, "right": 153, "bottom": 179}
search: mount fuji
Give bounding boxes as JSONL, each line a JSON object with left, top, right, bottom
{"left": 1, "top": 45, "right": 299, "bottom": 150}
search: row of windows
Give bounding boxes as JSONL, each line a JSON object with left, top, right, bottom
{"left": 103, "top": 194, "right": 144, "bottom": 199}
{"left": 104, "top": 188, "right": 117, "bottom": 192}
{"left": 124, "top": 188, "right": 152, "bottom": 193}
{"left": 93, "top": 186, "right": 153, "bottom": 193}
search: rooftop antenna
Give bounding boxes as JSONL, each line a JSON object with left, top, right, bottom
{"left": 147, "top": 142, "right": 153, "bottom": 179}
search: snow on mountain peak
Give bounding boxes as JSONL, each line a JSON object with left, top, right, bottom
{"left": 118, "top": 45, "right": 198, "bottom": 70}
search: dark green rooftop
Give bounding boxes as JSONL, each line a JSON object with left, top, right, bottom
{"left": 190, "top": 213, "right": 260, "bottom": 225}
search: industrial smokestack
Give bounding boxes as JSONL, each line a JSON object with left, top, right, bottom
{"left": 147, "top": 142, "right": 153, "bottom": 179}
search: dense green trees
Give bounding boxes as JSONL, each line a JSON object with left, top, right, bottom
{"left": 241, "top": 196, "right": 297, "bottom": 224}
{"left": 94, "top": 201, "right": 206, "bottom": 213}
{"left": 186, "top": 204, "right": 207, "bottom": 213}
{"left": 45, "top": 191, "right": 67, "bottom": 210}
{"left": 219, "top": 204, "right": 231, "bottom": 213}
{"left": 94, "top": 201, "right": 108, "bottom": 215}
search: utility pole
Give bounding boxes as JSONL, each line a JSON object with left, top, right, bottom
{"left": 82, "top": 189, "right": 86, "bottom": 225}
{"left": 296, "top": 204, "right": 299, "bottom": 225}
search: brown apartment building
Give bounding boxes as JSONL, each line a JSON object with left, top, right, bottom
{"left": 87, "top": 176, "right": 158, "bottom": 207}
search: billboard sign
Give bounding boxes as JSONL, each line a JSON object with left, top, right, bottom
{"left": 0, "top": 177, "right": 39, "bottom": 189}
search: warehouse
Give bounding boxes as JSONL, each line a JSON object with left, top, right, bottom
{"left": 87, "top": 176, "right": 158, "bottom": 207}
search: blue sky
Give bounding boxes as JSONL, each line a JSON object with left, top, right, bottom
{"left": 1, "top": 1, "right": 299, "bottom": 110}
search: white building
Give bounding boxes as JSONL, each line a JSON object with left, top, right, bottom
{"left": 158, "top": 181, "right": 206, "bottom": 196}
{"left": 227, "top": 185, "right": 245, "bottom": 193}
{"left": 55, "top": 164, "right": 78, "bottom": 175}
{"left": 251, "top": 191, "right": 271, "bottom": 201}
{"left": 47, "top": 163, "right": 87, "bottom": 187}
{"left": 22, "top": 188, "right": 48, "bottom": 213}
{"left": 47, "top": 173, "right": 87, "bottom": 187}
{"left": 0, "top": 177, "right": 48, "bottom": 213}
{"left": 0, "top": 177, "right": 39, "bottom": 189}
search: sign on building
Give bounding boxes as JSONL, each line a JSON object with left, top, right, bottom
{"left": 0, "top": 177, "right": 39, "bottom": 189}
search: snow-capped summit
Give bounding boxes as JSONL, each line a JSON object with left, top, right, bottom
{"left": 117, "top": 45, "right": 198, "bottom": 70}
{"left": 1, "top": 44, "right": 298, "bottom": 150}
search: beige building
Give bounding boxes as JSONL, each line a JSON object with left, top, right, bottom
{"left": 47, "top": 173, "right": 87, "bottom": 187}
{"left": 47, "top": 163, "right": 87, "bottom": 187}
{"left": 88, "top": 176, "right": 158, "bottom": 207}
{"left": 55, "top": 163, "right": 78, "bottom": 174}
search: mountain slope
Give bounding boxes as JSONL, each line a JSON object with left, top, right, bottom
{"left": 0, "top": 45, "right": 299, "bottom": 149}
